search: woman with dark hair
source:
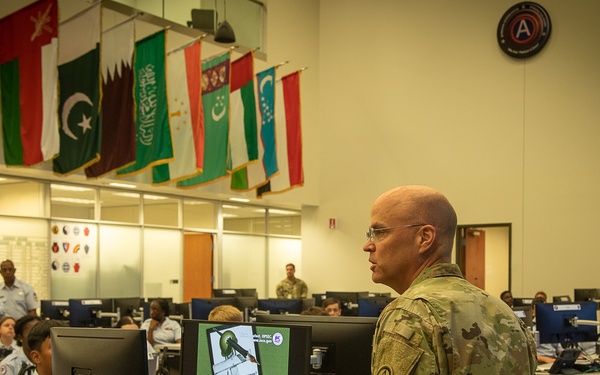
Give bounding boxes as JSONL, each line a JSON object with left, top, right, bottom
{"left": 0, "top": 315, "right": 41, "bottom": 375}
{"left": 140, "top": 299, "right": 181, "bottom": 346}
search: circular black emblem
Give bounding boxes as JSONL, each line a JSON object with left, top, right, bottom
{"left": 497, "top": 2, "right": 551, "bottom": 58}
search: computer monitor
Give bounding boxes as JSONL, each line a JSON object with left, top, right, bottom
{"left": 113, "top": 297, "right": 144, "bottom": 318}
{"left": 191, "top": 298, "right": 237, "bottom": 320}
{"left": 68, "top": 299, "right": 114, "bottom": 327}
{"left": 213, "top": 289, "right": 242, "bottom": 297}
{"left": 180, "top": 319, "right": 312, "bottom": 375}
{"left": 513, "top": 297, "right": 534, "bottom": 307}
{"left": 512, "top": 306, "right": 533, "bottom": 328}
{"left": 312, "top": 293, "right": 326, "bottom": 304}
{"left": 574, "top": 289, "right": 600, "bottom": 302}
{"left": 553, "top": 295, "right": 572, "bottom": 303}
{"left": 358, "top": 297, "right": 395, "bottom": 317}
{"left": 40, "top": 300, "right": 70, "bottom": 321}
{"left": 256, "top": 314, "right": 377, "bottom": 374}
{"left": 325, "top": 291, "right": 369, "bottom": 316}
{"left": 536, "top": 301, "right": 598, "bottom": 346}
{"left": 176, "top": 302, "right": 191, "bottom": 319}
{"left": 257, "top": 299, "right": 303, "bottom": 314}
{"left": 240, "top": 288, "right": 258, "bottom": 297}
{"left": 52, "top": 327, "right": 148, "bottom": 374}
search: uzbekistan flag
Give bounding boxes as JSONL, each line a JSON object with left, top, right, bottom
{"left": 0, "top": 0, "right": 59, "bottom": 166}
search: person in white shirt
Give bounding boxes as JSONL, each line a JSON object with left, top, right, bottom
{"left": 0, "top": 260, "right": 39, "bottom": 320}
{"left": 140, "top": 299, "right": 181, "bottom": 347}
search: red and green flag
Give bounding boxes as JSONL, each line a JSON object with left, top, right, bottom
{"left": 117, "top": 29, "right": 172, "bottom": 177}
{"left": 0, "top": 0, "right": 59, "bottom": 166}
{"left": 52, "top": 3, "right": 101, "bottom": 175}
{"left": 152, "top": 41, "right": 203, "bottom": 184}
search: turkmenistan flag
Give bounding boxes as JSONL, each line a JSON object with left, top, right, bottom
{"left": 231, "top": 66, "right": 276, "bottom": 191}
{"left": 178, "top": 51, "right": 230, "bottom": 188}
{"left": 117, "top": 30, "right": 172, "bottom": 177}
{"left": 152, "top": 41, "right": 203, "bottom": 184}
{"left": 53, "top": 3, "right": 101, "bottom": 175}
{"left": 0, "top": 0, "right": 59, "bottom": 166}
{"left": 85, "top": 19, "right": 136, "bottom": 178}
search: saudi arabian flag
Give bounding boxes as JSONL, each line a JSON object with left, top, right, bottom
{"left": 118, "top": 30, "right": 172, "bottom": 177}
{"left": 53, "top": 3, "right": 101, "bottom": 175}
{"left": 178, "top": 51, "right": 230, "bottom": 188}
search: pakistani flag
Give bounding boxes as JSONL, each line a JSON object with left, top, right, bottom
{"left": 117, "top": 30, "right": 172, "bottom": 177}
{"left": 178, "top": 51, "right": 230, "bottom": 188}
{"left": 53, "top": 3, "right": 101, "bottom": 175}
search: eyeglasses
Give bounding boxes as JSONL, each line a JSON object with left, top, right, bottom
{"left": 365, "top": 224, "right": 426, "bottom": 242}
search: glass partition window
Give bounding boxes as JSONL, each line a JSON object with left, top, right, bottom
{"left": 100, "top": 190, "right": 140, "bottom": 224}
{"left": 50, "top": 184, "right": 96, "bottom": 220}
{"left": 0, "top": 177, "right": 45, "bottom": 217}
{"left": 183, "top": 199, "right": 217, "bottom": 230}
{"left": 143, "top": 194, "right": 179, "bottom": 227}
{"left": 268, "top": 208, "right": 301, "bottom": 236}
{"left": 223, "top": 204, "right": 266, "bottom": 234}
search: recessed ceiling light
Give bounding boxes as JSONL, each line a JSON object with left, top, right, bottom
{"left": 107, "top": 182, "right": 137, "bottom": 189}
{"left": 229, "top": 197, "right": 250, "bottom": 203}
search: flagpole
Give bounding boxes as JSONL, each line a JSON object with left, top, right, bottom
{"left": 167, "top": 35, "right": 206, "bottom": 55}
{"left": 102, "top": 12, "right": 143, "bottom": 34}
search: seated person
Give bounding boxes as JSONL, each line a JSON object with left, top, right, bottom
{"left": 0, "top": 317, "right": 17, "bottom": 360}
{"left": 534, "top": 291, "right": 547, "bottom": 302}
{"left": 321, "top": 297, "right": 342, "bottom": 316}
{"left": 141, "top": 299, "right": 181, "bottom": 346}
{"left": 0, "top": 315, "right": 41, "bottom": 375}
{"left": 27, "top": 320, "right": 67, "bottom": 375}
{"left": 531, "top": 297, "right": 561, "bottom": 363}
{"left": 300, "top": 306, "right": 329, "bottom": 316}
{"left": 501, "top": 290, "right": 514, "bottom": 307}
{"left": 208, "top": 305, "right": 243, "bottom": 322}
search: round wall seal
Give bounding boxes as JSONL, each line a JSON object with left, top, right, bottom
{"left": 497, "top": 2, "right": 551, "bottom": 58}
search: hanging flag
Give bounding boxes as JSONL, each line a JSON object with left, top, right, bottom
{"left": 258, "top": 71, "right": 304, "bottom": 197}
{"left": 53, "top": 3, "right": 101, "bottom": 175}
{"left": 229, "top": 51, "right": 258, "bottom": 172}
{"left": 0, "top": 0, "right": 59, "bottom": 166}
{"left": 117, "top": 29, "right": 173, "bottom": 177}
{"left": 85, "top": 19, "right": 136, "bottom": 178}
{"left": 152, "top": 41, "right": 203, "bottom": 184}
{"left": 178, "top": 51, "right": 230, "bottom": 188}
{"left": 231, "top": 66, "right": 276, "bottom": 191}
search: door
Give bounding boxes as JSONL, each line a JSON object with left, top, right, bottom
{"left": 464, "top": 228, "right": 486, "bottom": 290}
{"left": 183, "top": 232, "right": 213, "bottom": 301}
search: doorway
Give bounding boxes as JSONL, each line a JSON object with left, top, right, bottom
{"left": 455, "top": 223, "right": 511, "bottom": 298}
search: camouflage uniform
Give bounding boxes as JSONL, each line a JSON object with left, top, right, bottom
{"left": 371, "top": 263, "right": 537, "bottom": 375}
{"left": 275, "top": 278, "right": 308, "bottom": 299}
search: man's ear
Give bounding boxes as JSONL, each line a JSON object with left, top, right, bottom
{"left": 30, "top": 349, "right": 41, "bottom": 364}
{"left": 417, "top": 225, "right": 436, "bottom": 254}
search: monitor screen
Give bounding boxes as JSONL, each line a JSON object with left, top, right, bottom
{"left": 574, "top": 289, "right": 600, "bottom": 302}
{"left": 52, "top": 327, "right": 148, "bottom": 374}
{"left": 513, "top": 297, "right": 534, "bottom": 307}
{"left": 113, "top": 297, "right": 144, "bottom": 317}
{"left": 256, "top": 314, "right": 377, "bottom": 374}
{"left": 68, "top": 299, "right": 113, "bottom": 327}
{"left": 512, "top": 306, "right": 533, "bottom": 327}
{"left": 257, "top": 299, "right": 303, "bottom": 315}
{"left": 191, "top": 298, "right": 237, "bottom": 320}
{"left": 358, "top": 297, "right": 394, "bottom": 317}
{"left": 180, "top": 319, "right": 311, "bottom": 375}
{"left": 536, "top": 302, "right": 598, "bottom": 346}
{"left": 325, "top": 291, "right": 369, "bottom": 316}
{"left": 213, "top": 289, "right": 242, "bottom": 297}
{"left": 40, "top": 300, "right": 70, "bottom": 321}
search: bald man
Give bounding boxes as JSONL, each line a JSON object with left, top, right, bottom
{"left": 363, "top": 185, "right": 536, "bottom": 374}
